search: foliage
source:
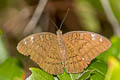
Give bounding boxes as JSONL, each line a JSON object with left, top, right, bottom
{"left": 0, "top": 0, "right": 120, "bottom": 79}
{"left": 105, "top": 57, "right": 120, "bottom": 80}
{"left": 0, "top": 30, "right": 2, "bottom": 35}
{"left": 57, "top": 70, "right": 80, "bottom": 80}
{"left": 0, "top": 31, "right": 9, "bottom": 63}
{"left": 0, "top": 58, "right": 24, "bottom": 80}
{"left": 26, "top": 68, "right": 54, "bottom": 80}
{"left": 0, "top": 30, "right": 24, "bottom": 80}
{"left": 1, "top": 35, "right": 119, "bottom": 80}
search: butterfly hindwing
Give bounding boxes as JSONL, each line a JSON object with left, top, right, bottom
{"left": 17, "top": 32, "right": 63, "bottom": 75}
{"left": 63, "top": 31, "right": 111, "bottom": 73}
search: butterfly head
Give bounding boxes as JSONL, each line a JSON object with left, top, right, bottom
{"left": 56, "top": 29, "right": 62, "bottom": 35}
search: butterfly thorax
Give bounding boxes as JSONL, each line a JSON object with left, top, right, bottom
{"left": 56, "top": 30, "right": 66, "bottom": 67}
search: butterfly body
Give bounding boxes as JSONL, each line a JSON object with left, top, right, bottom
{"left": 56, "top": 30, "right": 66, "bottom": 67}
{"left": 17, "top": 31, "right": 111, "bottom": 75}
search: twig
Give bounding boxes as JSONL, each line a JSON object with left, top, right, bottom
{"left": 100, "top": 0, "right": 120, "bottom": 36}
{"left": 76, "top": 70, "right": 90, "bottom": 80}
{"left": 23, "top": 0, "right": 48, "bottom": 36}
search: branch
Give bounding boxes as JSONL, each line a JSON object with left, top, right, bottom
{"left": 100, "top": 0, "right": 120, "bottom": 36}
{"left": 23, "top": 0, "right": 48, "bottom": 36}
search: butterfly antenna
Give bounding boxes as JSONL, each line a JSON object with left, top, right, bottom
{"left": 50, "top": 19, "right": 59, "bottom": 30}
{"left": 59, "top": 8, "right": 70, "bottom": 30}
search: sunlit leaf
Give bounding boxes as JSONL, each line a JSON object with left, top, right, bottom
{"left": 0, "top": 58, "right": 24, "bottom": 80}
{"left": 26, "top": 68, "right": 54, "bottom": 80}
{"left": 110, "top": 36, "right": 120, "bottom": 59}
{"left": 105, "top": 56, "right": 120, "bottom": 80}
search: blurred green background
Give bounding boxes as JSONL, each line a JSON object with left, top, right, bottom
{"left": 0, "top": 0, "right": 120, "bottom": 80}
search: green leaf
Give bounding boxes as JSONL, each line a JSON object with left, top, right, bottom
{"left": 110, "top": 36, "right": 120, "bottom": 59}
{"left": 57, "top": 69, "right": 94, "bottom": 80}
{"left": 77, "top": 70, "right": 92, "bottom": 80}
{"left": 70, "top": 59, "right": 107, "bottom": 80}
{"left": 88, "top": 60, "right": 107, "bottom": 76}
{"left": 109, "top": 0, "right": 120, "bottom": 23}
{"left": 0, "top": 35, "right": 9, "bottom": 63}
{"left": 26, "top": 68, "right": 54, "bottom": 80}
{"left": 105, "top": 56, "right": 120, "bottom": 80}
{"left": 79, "top": 60, "right": 107, "bottom": 80}
{"left": 90, "top": 71, "right": 104, "bottom": 80}
{"left": 57, "top": 70, "right": 81, "bottom": 80}
{"left": 0, "top": 58, "right": 24, "bottom": 80}
{"left": 0, "top": 30, "right": 2, "bottom": 35}
{"left": 57, "top": 71, "right": 71, "bottom": 80}
{"left": 97, "top": 36, "right": 120, "bottom": 63}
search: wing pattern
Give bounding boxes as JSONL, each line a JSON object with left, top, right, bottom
{"left": 17, "top": 32, "right": 63, "bottom": 74}
{"left": 63, "top": 31, "right": 111, "bottom": 73}
{"left": 17, "top": 31, "right": 111, "bottom": 74}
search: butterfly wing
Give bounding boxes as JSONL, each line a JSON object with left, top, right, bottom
{"left": 63, "top": 31, "right": 111, "bottom": 73}
{"left": 17, "top": 32, "right": 63, "bottom": 75}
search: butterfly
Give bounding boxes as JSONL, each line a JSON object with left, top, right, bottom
{"left": 17, "top": 9, "right": 111, "bottom": 75}
{"left": 17, "top": 29, "right": 111, "bottom": 75}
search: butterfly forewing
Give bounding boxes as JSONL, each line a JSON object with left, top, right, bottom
{"left": 17, "top": 32, "right": 63, "bottom": 74}
{"left": 63, "top": 31, "right": 111, "bottom": 73}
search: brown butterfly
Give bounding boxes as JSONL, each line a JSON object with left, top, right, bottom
{"left": 17, "top": 10, "right": 111, "bottom": 75}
